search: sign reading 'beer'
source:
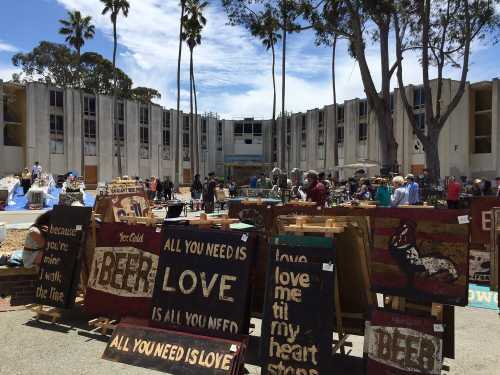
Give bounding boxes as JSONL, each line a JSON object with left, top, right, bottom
{"left": 35, "top": 205, "right": 92, "bottom": 308}
{"left": 151, "top": 227, "right": 255, "bottom": 338}
{"left": 261, "top": 261, "right": 334, "bottom": 375}
{"left": 102, "top": 323, "right": 244, "bottom": 374}
{"left": 365, "top": 309, "right": 443, "bottom": 374}
{"left": 85, "top": 223, "right": 161, "bottom": 319}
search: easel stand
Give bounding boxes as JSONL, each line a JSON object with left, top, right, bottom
{"left": 26, "top": 304, "right": 62, "bottom": 323}
{"left": 188, "top": 213, "right": 239, "bottom": 229}
{"left": 88, "top": 317, "right": 117, "bottom": 335}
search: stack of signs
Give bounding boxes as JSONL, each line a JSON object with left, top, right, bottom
{"left": 260, "top": 236, "right": 335, "bottom": 375}
{"left": 103, "top": 323, "right": 245, "bottom": 375}
{"left": 371, "top": 209, "right": 469, "bottom": 306}
{"left": 35, "top": 205, "right": 92, "bottom": 308}
{"left": 85, "top": 223, "right": 161, "bottom": 319}
{"left": 151, "top": 227, "right": 256, "bottom": 338}
{"left": 364, "top": 309, "right": 443, "bottom": 374}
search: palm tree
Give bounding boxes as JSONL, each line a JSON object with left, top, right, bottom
{"left": 251, "top": 11, "right": 280, "bottom": 160}
{"left": 101, "top": 0, "right": 130, "bottom": 178}
{"left": 175, "top": 0, "right": 186, "bottom": 188}
{"left": 59, "top": 10, "right": 95, "bottom": 180}
{"left": 182, "top": 0, "right": 208, "bottom": 176}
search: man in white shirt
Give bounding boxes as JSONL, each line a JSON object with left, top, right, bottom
{"left": 31, "top": 161, "right": 42, "bottom": 182}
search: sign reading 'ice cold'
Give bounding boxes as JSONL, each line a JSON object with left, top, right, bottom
{"left": 261, "top": 261, "right": 334, "bottom": 375}
{"left": 35, "top": 205, "right": 92, "bottom": 308}
{"left": 151, "top": 227, "right": 255, "bottom": 338}
{"left": 102, "top": 323, "right": 244, "bottom": 374}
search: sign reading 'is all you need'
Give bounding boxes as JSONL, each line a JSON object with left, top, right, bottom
{"left": 151, "top": 226, "right": 256, "bottom": 338}
{"left": 35, "top": 205, "right": 92, "bottom": 309}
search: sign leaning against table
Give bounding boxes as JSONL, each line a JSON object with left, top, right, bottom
{"left": 35, "top": 205, "right": 92, "bottom": 308}
{"left": 85, "top": 222, "right": 161, "bottom": 319}
{"left": 151, "top": 226, "right": 256, "bottom": 339}
{"left": 371, "top": 208, "right": 470, "bottom": 306}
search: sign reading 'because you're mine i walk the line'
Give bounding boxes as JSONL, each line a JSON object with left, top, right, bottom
{"left": 261, "top": 260, "right": 334, "bottom": 375}
{"left": 151, "top": 226, "right": 256, "bottom": 338}
{"left": 102, "top": 323, "right": 245, "bottom": 374}
{"left": 35, "top": 205, "right": 92, "bottom": 309}
{"left": 85, "top": 223, "right": 161, "bottom": 319}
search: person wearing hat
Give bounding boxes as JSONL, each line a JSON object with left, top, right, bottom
{"left": 304, "top": 170, "right": 327, "bottom": 206}
{"left": 405, "top": 173, "right": 420, "bottom": 205}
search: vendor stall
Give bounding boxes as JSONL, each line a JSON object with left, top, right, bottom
{"left": 26, "top": 174, "right": 56, "bottom": 209}
{"left": 0, "top": 176, "right": 20, "bottom": 206}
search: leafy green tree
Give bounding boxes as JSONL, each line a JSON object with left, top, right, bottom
{"left": 130, "top": 87, "right": 162, "bottom": 103}
{"left": 101, "top": 0, "right": 130, "bottom": 177}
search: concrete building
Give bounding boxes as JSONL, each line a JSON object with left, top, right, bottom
{"left": 1, "top": 78, "right": 499, "bottom": 185}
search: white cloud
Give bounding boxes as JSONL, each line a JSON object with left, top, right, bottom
{"left": 0, "top": 40, "right": 17, "bottom": 53}
{"left": 55, "top": 0, "right": 498, "bottom": 118}
{"left": 0, "top": 63, "right": 16, "bottom": 81}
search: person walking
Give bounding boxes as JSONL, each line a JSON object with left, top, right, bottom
{"left": 447, "top": 176, "right": 462, "bottom": 209}
{"left": 191, "top": 174, "right": 203, "bottom": 211}
{"left": 204, "top": 172, "right": 217, "bottom": 213}
{"left": 163, "top": 176, "right": 173, "bottom": 201}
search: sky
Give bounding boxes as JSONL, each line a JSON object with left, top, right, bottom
{"left": 0, "top": 0, "right": 499, "bottom": 119}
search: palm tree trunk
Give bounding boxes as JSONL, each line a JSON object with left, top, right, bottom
{"left": 189, "top": 48, "right": 194, "bottom": 178}
{"left": 193, "top": 63, "right": 199, "bottom": 175}
{"left": 280, "top": 9, "right": 287, "bottom": 170}
{"left": 78, "top": 48, "right": 85, "bottom": 181}
{"left": 112, "top": 18, "right": 122, "bottom": 177}
{"left": 332, "top": 35, "right": 338, "bottom": 172}
{"left": 271, "top": 41, "right": 277, "bottom": 164}
{"left": 175, "top": 2, "right": 185, "bottom": 188}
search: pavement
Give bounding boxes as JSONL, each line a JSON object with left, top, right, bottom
{"left": 0, "top": 306, "right": 499, "bottom": 374}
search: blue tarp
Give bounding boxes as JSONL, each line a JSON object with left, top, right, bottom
{"left": 5, "top": 186, "right": 95, "bottom": 211}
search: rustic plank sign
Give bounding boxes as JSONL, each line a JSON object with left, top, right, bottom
{"left": 151, "top": 227, "right": 256, "bottom": 338}
{"left": 111, "top": 192, "right": 150, "bottom": 222}
{"left": 103, "top": 323, "right": 245, "bottom": 374}
{"left": 371, "top": 208, "right": 469, "bottom": 306}
{"left": 365, "top": 309, "right": 443, "bottom": 375}
{"left": 35, "top": 205, "right": 92, "bottom": 308}
{"left": 85, "top": 223, "right": 161, "bottom": 319}
{"left": 260, "top": 261, "right": 334, "bottom": 375}
{"left": 470, "top": 197, "right": 500, "bottom": 247}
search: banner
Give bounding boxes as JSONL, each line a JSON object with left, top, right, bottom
{"left": 151, "top": 227, "right": 256, "bottom": 338}
{"left": 371, "top": 208, "right": 469, "bottom": 306}
{"left": 468, "top": 283, "right": 499, "bottom": 311}
{"left": 365, "top": 309, "right": 443, "bottom": 375}
{"left": 85, "top": 223, "right": 161, "bottom": 319}
{"left": 35, "top": 205, "right": 92, "bottom": 308}
{"left": 102, "top": 323, "right": 245, "bottom": 374}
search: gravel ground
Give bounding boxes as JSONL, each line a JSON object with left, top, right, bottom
{"left": 0, "top": 307, "right": 498, "bottom": 374}
{"left": 0, "top": 229, "right": 27, "bottom": 255}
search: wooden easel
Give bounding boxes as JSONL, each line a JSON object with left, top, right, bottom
{"left": 385, "top": 296, "right": 444, "bottom": 330}
{"left": 26, "top": 304, "right": 62, "bottom": 323}
{"left": 88, "top": 317, "right": 117, "bottom": 335}
{"left": 187, "top": 213, "right": 239, "bottom": 230}
{"left": 490, "top": 207, "right": 500, "bottom": 292}
{"left": 119, "top": 215, "right": 162, "bottom": 226}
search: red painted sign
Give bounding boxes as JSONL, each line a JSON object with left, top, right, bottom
{"left": 470, "top": 197, "right": 500, "bottom": 247}
{"left": 85, "top": 223, "right": 161, "bottom": 319}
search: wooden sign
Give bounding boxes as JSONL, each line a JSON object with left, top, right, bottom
{"left": 469, "top": 249, "right": 490, "bottom": 284}
{"left": 85, "top": 223, "right": 161, "bottom": 319}
{"left": 470, "top": 197, "right": 500, "bottom": 247}
{"left": 151, "top": 227, "right": 256, "bottom": 338}
{"left": 371, "top": 208, "right": 469, "bottom": 306}
{"left": 111, "top": 192, "right": 150, "bottom": 222}
{"left": 270, "top": 235, "right": 335, "bottom": 265}
{"left": 103, "top": 323, "right": 245, "bottom": 374}
{"left": 260, "top": 261, "right": 334, "bottom": 375}
{"left": 35, "top": 205, "right": 92, "bottom": 308}
{"left": 365, "top": 309, "right": 443, "bottom": 374}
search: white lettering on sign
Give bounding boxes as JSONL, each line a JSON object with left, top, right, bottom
{"left": 366, "top": 325, "right": 443, "bottom": 374}
{"left": 88, "top": 247, "right": 158, "bottom": 298}
{"left": 482, "top": 210, "right": 492, "bottom": 232}
{"left": 119, "top": 232, "right": 145, "bottom": 243}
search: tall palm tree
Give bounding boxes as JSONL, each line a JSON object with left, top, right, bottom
{"left": 101, "top": 0, "right": 130, "bottom": 178}
{"left": 182, "top": 0, "right": 208, "bottom": 176}
{"left": 175, "top": 0, "right": 186, "bottom": 188}
{"left": 59, "top": 10, "right": 95, "bottom": 180}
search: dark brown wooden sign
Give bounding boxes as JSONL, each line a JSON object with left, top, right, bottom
{"left": 35, "top": 205, "right": 92, "bottom": 308}
{"left": 151, "top": 227, "right": 256, "bottom": 338}
{"left": 261, "top": 261, "right": 334, "bottom": 375}
{"left": 103, "top": 323, "right": 245, "bottom": 374}
{"left": 365, "top": 309, "right": 443, "bottom": 374}
{"left": 470, "top": 197, "right": 500, "bottom": 247}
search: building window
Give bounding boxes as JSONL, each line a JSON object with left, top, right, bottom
{"left": 201, "top": 118, "right": 207, "bottom": 151}
{"left": 413, "top": 87, "right": 425, "bottom": 109}
{"left": 162, "top": 111, "right": 171, "bottom": 160}
{"left": 114, "top": 101, "right": 125, "bottom": 157}
{"left": 473, "top": 89, "right": 492, "bottom": 154}
{"left": 84, "top": 96, "right": 96, "bottom": 117}
{"left": 414, "top": 113, "right": 425, "bottom": 132}
{"left": 217, "top": 121, "right": 223, "bottom": 152}
{"left": 317, "top": 110, "right": 325, "bottom": 160}
{"left": 337, "top": 106, "right": 344, "bottom": 123}
{"left": 359, "top": 100, "right": 368, "bottom": 117}
{"left": 50, "top": 90, "right": 63, "bottom": 108}
{"left": 183, "top": 116, "right": 190, "bottom": 161}
{"left": 358, "top": 122, "right": 368, "bottom": 142}
{"left": 234, "top": 123, "right": 243, "bottom": 137}
{"left": 139, "top": 105, "right": 149, "bottom": 159}
{"left": 300, "top": 115, "right": 306, "bottom": 162}
{"left": 337, "top": 126, "right": 344, "bottom": 144}
{"left": 49, "top": 114, "right": 64, "bottom": 154}
{"left": 84, "top": 119, "right": 97, "bottom": 156}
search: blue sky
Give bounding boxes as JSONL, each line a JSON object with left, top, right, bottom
{"left": 0, "top": 0, "right": 499, "bottom": 118}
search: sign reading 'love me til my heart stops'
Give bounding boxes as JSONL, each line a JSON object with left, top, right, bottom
{"left": 150, "top": 226, "right": 256, "bottom": 338}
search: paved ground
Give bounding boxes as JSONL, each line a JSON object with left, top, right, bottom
{"left": 0, "top": 306, "right": 499, "bottom": 374}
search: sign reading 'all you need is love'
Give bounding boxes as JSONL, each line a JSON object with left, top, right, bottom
{"left": 151, "top": 226, "right": 256, "bottom": 338}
